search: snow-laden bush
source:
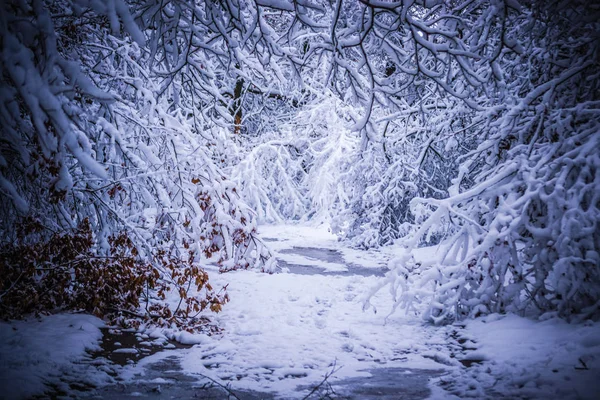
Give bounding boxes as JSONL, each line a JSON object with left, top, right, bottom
{"left": 230, "top": 92, "right": 361, "bottom": 224}
{"left": 333, "top": 99, "right": 478, "bottom": 248}
{"left": 88, "top": 33, "right": 275, "bottom": 274}
{"left": 230, "top": 137, "right": 310, "bottom": 222}
{"left": 366, "top": 102, "right": 599, "bottom": 324}
{"left": 0, "top": 0, "right": 274, "bottom": 329}
{"left": 365, "top": 0, "right": 600, "bottom": 323}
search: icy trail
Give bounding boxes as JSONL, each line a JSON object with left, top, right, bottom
{"left": 99, "top": 224, "right": 449, "bottom": 399}
{"left": 1, "top": 224, "right": 599, "bottom": 399}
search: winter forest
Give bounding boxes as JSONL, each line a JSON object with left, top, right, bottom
{"left": 0, "top": 0, "right": 599, "bottom": 399}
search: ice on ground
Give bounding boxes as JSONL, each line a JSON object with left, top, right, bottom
{"left": 259, "top": 223, "right": 390, "bottom": 269}
{"left": 258, "top": 223, "right": 340, "bottom": 250}
{"left": 275, "top": 251, "right": 350, "bottom": 272}
{"left": 0, "top": 313, "right": 106, "bottom": 399}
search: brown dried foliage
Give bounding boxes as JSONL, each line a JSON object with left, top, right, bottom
{"left": 0, "top": 218, "right": 228, "bottom": 331}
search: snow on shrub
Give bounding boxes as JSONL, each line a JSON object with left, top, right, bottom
{"left": 0, "top": 0, "right": 274, "bottom": 330}
{"left": 230, "top": 92, "right": 361, "bottom": 224}
{"left": 364, "top": 1, "right": 600, "bottom": 323}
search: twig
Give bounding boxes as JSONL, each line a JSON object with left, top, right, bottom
{"left": 0, "top": 271, "right": 25, "bottom": 300}
{"left": 575, "top": 358, "right": 589, "bottom": 370}
{"left": 104, "top": 306, "right": 161, "bottom": 320}
{"left": 302, "top": 360, "right": 342, "bottom": 400}
{"left": 197, "top": 374, "right": 242, "bottom": 400}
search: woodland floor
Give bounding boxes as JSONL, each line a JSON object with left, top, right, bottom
{"left": 1, "top": 224, "right": 599, "bottom": 399}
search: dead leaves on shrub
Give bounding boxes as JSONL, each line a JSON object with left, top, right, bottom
{"left": 0, "top": 218, "right": 228, "bottom": 332}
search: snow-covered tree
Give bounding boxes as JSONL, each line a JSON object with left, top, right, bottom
{"left": 0, "top": 0, "right": 275, "bottom": 328}
{"left": 364, "top": 0, "right": 600, "bottom": 322}
{"left": 1, "top": 0, "right": 597, "bottom": 327}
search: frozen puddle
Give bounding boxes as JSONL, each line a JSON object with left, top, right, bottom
{"left": 277, "top": 246, "right": 389, "bottom": 277}
{"left": 92, "top": 355, "right": 274, "bottom": 399}
{"left": 93, "top": 356, "right": 443, "bottom": 399}
{"left": 328, "top": 367, "right": 445, "bottom": 399}
{"left": 91, "top": 329, "right": 192, "bottom": 366}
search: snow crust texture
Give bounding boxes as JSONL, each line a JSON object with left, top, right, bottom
{"left": 439, "top": 314, "right": 600, "bottom": 399}
{"left": 0, "top": 314, "right": 106, "bottom": 399}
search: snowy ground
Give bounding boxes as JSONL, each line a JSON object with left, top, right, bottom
{"left": 0, "top": 314, "right": 109, "bottom": 398}
{"left": 116, "top": 224, "right": 449, "bottom": 399}
{"left": 1, "top": 223, "right": 599, "bottom": 399}
{"left": 438, "top": 314, "right": 600, "bottom": 399}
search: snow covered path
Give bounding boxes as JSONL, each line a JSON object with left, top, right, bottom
{"left": 106, "top": 224, "right": 450, "bottom": 399}
{"left": 1, "top": 224, "right": 599, "bottom": 399}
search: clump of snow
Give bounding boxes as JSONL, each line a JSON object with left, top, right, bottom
{"left": 113, "top": 348, "right": 139, "bottom": 354}
{"left": 168, "top": 331, "right": 213, "bottom": 345}
{"left": 0, "top": 314, "right": 106, "bottom": 399}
